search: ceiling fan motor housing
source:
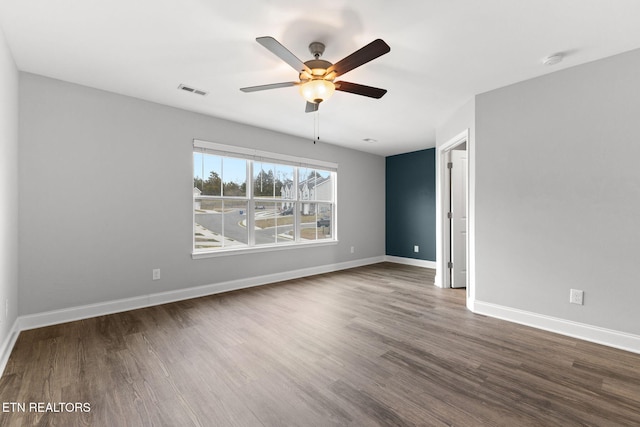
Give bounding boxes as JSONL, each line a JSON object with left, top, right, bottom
{"left": 301, "top": 59, "right": 333, "bottom": 79}
{"left": 308, "top": 41, "right": 325, "bottom": 58}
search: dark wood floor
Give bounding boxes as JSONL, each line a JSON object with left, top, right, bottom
{"left": 1, "top": 263, "right": 640, "bottom": 426}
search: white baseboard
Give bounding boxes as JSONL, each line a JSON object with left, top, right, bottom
{"left": 474, "top": 300, "right": 640, "bottom": 355}
{"left": 384, "top": 255, "right": 437, "bottom": 270}
{"left": 8, "top": 258, "right": 639, "bottom": 378}
{"left": 0, "top": 318, "right": 21, "bottom": 375}
{"left": 17, "top": 256, "right": 385, "bottom": 333}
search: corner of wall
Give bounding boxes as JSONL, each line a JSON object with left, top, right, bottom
{"left": 0, "top": 20, "right": 20, "bottom": 376}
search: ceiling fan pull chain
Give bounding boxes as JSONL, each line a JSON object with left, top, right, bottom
{"left": 312, "top": 110, "right": 317, "bottom": 144}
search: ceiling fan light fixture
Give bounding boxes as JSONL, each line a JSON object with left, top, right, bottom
{"left": 299, "top": 79, "right": 335, "bottom": 104}
{"left": 311, "top": 68, "right": 327, "bottom": 76}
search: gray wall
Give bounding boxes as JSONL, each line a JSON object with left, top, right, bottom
{"left": 475, "top": 48, "right": 640, "bottom": 335}
{"left": 18, "top": 73, "right": 385, "bottom": 316}
{"left": 0, "top": 27, "right": 19, "bottom": 345}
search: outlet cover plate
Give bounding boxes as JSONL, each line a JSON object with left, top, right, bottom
{"left": 570, "top": 289, "right": 584, "bottom": 305}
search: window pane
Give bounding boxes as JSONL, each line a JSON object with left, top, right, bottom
{"left": 222, "top": 157, "right": 247, "bottom": 197}
{"left": 313, "top": 170, "right": 332, "bottom": 201}
{"left": 194, "top": 153, "right": 222, "bottom": 196}
{"left": 194, "top": 152, "right": 204, "bottom": 191}
{"left": 277, "top": 165, "right": 294, "bottom": 200}
{"left": 254, "top": 162, "right": 276, "bottom": 197}
{"left": 298, "top": 168, "right": 332, "bottom": 201}
{"left": 299, "top": 202, "right": 332, "bottom": 241}
{"left": 222, "top": 200, "right": 249, "bottom": 246}
{"left": 253, "top": 202, "right": 294, "bottom": 245}
{"left": 316, "top": 203, "right": 333, "bottom": 239}
{"left": 194, "top": 199, "right": 248, "bottom": 251}
{"left": 253, "top": 162, "right": 294, "bottom": 199}
{"left": 194, "top": 199, "right": 223, "bottom": 250}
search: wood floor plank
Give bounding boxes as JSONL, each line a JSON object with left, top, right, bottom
{"left": 2, "top": 262, "right": 640, "bottom": 426}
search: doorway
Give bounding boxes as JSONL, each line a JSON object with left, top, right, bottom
{"left": 436, "top": 130, "right": 473, "bottom": 306}
{"left": 448, "top": 144, "right": 467, "bottom": 288}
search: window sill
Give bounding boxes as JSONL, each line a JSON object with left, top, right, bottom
{"left": 192, "top": 240, "right": 339, "bottom": 259}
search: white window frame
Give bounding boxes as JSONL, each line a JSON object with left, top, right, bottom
{"left": 192, "top": 140, "right": 338, "bottom": 258}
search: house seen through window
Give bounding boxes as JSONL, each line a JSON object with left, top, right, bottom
{"left": 193, "top": 140, "right": 337, "bottom": 254}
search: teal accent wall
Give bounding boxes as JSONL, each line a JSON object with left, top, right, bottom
{"left": 385, "top": 148, "right": 436, "bottom": 261}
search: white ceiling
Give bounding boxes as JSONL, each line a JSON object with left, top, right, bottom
{"left": 2, "top": 0, "right": 640, "bottom": 156}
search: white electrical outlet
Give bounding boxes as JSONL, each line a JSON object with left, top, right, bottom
{"left": 350, "top": 246, "right": 355, "bottom": 254}
{"left": 570, "top": 289, "right": 584, "bottom": 305}
{"left": 152, "top": 269, "right": 161, "bottom": 281}
{"left": 414, "top": 245, "right": 419, "bottom": 253}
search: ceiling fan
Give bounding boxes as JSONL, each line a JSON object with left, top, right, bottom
{"left": 240, "top": 36, "right": 390, "bottom": 112}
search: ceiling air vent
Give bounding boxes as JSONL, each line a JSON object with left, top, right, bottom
{"left": 178, "top": 84, "right": 208, "bottom": 96}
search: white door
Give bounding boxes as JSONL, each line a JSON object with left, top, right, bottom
{"left": 450, "top": 149, "right": 467, "bottom": 288}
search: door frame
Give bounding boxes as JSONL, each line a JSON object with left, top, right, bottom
{"left": 435, "top": 129, "right": 475, "bottom": 309}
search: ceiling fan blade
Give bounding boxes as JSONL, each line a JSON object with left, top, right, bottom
{"left": 335, "top": 81, "right": 387, "bottom": 99}
{"left": 240, "top": 82, "right": 298, "bottom": 93}
{"left": 305, "top": 102, "right": 319, "bottom": 113}
{"left": 256, "top": 36, "right": 311, "bottom": 74}
{"left": 327, "top": 39, "right": 390, "bottom": 78}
